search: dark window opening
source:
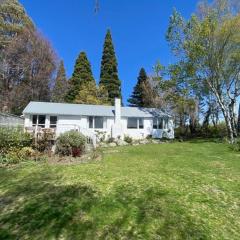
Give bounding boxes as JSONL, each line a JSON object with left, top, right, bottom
{"left": 95, "top": 117, "right": 104, "bottom": 129}
{"left": 139, "top": 118, "right": 144, "bottom": 129}
{"left": 89, "top": 116, "right": 93, "bottom": 128}
{"left": 50, "top": 116, "right": 57, "bottom": 128}
{"left": 153, "top": 118, "right": 158, "bottom": 129}
{"left": 32, "top": 115, "right": 37, "bottom": 126}
{"left": 127, "top": 118, "right": 138, "bottom": 129}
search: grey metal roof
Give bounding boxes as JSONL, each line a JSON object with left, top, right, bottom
{"left": 23, "top": 102, "right": 171, "bottom": 118}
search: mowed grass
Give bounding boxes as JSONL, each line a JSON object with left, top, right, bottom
{"left": 0, "top": 141, "right": 240, "bottom": 240}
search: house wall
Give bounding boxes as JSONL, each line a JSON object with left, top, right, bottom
{"left": 24, "top": 114, "right": 174, "bottom": 140}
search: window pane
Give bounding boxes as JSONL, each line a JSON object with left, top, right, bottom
{"left": 38, "top": 115, "right": 46, "bottom": 127}
{"left": 127, "top": 118, "right": 138, "bottom": 129}
{"left": 89, "top": 116, "right": 93, "bottom": 128}
{"left": 95, "top": 117, "right": 104, "bottom": 129}
{"left": 32, "top": 115, "right": 37, "bottom": 126}
{"left": 153, "top": 118, "right": 158, "bottom": 129}
{"left": 139, "top": 118, "right": 144, "bottom": 129}
{"left": 158, "top": 118, "right": 163, "bottom": 129}
{"left": 50, "top": 116, "right": 57, "bottom": 128}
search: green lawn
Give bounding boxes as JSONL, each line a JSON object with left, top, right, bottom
{"left": 0, "top": 141, "right": 240, "bottom": 240}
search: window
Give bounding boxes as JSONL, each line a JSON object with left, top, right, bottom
{"left": 158, "top": 118, "right": 163, "bottom": 129}
{"left": 50, "top": 116, "right": 57, "bottom": 128}
{"left": 89, "top": 116, "right": 93, "bottom": 128}
{"left": 127, "top": 118, "right": 138, "bottom": 129}
{"left": 88, "top": 116, "right": 104, "bottom": 129}
{"left": 153, "top": 118, "right": 164, "bottom": 130}
{"left": 95, "top": 117, "right": 104, "bottom": 129}
{"left": 153, "top": 118, "right": 158, "bottom": 129}
{"left": 38, "top": 115, "right": 46, "bottom": 127}
{"left": 32, "top": 115, "right": 37, "bottom": 127}
{"left": 32, "top": 115, "right": 46, "bottom": 128}
{"left": 139, "top": 118, "right": 144, "bottom": 129}
{"left": 127, "top": 118, "right": 144, "bottom": 129}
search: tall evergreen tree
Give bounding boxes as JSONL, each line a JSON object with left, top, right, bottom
{"left": 99, "top": 29, "right": 121, "bottom": 105}
{"left": 65, "top": 52, "right": 95, "bottom": 102}
{"left": 128, "top": 68, "right": 150, "bottom": 107}
{"left": 52, "top": 60, "right": 68, "bottom": 102}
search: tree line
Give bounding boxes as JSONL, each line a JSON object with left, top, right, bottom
{"left": 0, "top": 0, "right": 122, "bottom": 114}
{"left": 128, "top": 0, "right": 240, "bottom": 143}
{"left": 1, "top": 0, "right": 240, "bottom": 143}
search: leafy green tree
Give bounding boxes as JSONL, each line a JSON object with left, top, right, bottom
{"left": 52, "top": 60, "right": 68, "bottom": 102}
{"left": 65, "top": 52, "right": 95, "bottom": 102}
{"left": 128, "top": 68, "right": 151, "bottom": 107}
{"left": 166, "top": 0, "right": 240, "bottom": 142}
{"left": 74, "top": 81, "right": 109, "bottom": 105}
{"left": 100, "top": 29, "right": 121, "bottom": 105}
{"left": 0, "top": 0, "right": 34, "bottom": 51}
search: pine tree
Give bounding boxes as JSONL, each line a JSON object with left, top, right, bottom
{"left": 52, "top": 60, "right": 68, "bottom": 102}
{"left": 0, "top": 0, "right": 34, "bottom": 51}
{"left": 128, "top": 68, "right": 150, "bottom": 107}
{"left": 99, "top": 29, "right": 121, "bottom": 105}
{"left": 65, "top": 52, "right": 95, "bottom": 102}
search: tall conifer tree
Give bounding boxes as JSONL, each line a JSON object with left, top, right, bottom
{"left": 52, "top": 60, "right": 68, "bottom": 102}
{"left": 128, "top": 68, "right": 150, "bottom": 107}
{"left": 65, "top": 52, "right": 95, "bottom": 102}
{"left": 99, "top": 30, "right": 121, "bottom": 105}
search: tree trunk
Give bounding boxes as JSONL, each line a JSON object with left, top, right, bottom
{"left": 237, "top": 103, "right": 240, "bottom": 134}
{"left": 209, "top": 87, "right": 236, "bottom": 143}
{"left": 229, "top": 100, "right": 237, "bottom": 137}
{"left": 222, "top": 107, "right": 235, "bottom": 143}
{"left": 203, "top": 106, "right": 211, "bottom": 128}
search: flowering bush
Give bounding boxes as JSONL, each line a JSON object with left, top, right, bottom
{"left": 0, "top": 127, "right": 32, "bottom": 155}
{"left": 55, "top": 130, "right": 86, "bottom": 157}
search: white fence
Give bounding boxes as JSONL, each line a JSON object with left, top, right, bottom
{"left": 0, "top": 113, "right": 24, "bottom": 127}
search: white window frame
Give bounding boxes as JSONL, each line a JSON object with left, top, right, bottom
{"left": 153, "top": 118, "right": 168, "bottom": 130}
{"left": 88, "top": 116, "right": 105, "bottom": 129}
{"left": 49, "top": 115, "right": 58, "bottom": 129}
{"left": 127, "top": 118, "right": 144, "bottom": 129}
{"left": 32, "top": 115, "right": 46, "bottom": 128}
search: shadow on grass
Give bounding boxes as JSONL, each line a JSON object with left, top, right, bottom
{"left": 183, "top": 137, "right": 223, "bottom": 144}
{"left": 0, "top": 168, "right": 209, "bottom": 239}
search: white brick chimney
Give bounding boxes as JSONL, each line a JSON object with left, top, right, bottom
{"left": 114, "top": 98, "right": 121, "bottom": 124}
{"left": 111, "top": 98, "right": 123, "bottom": 139}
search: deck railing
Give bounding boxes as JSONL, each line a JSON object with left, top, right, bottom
{"left": 25, "top": 124, "right": 97, "bottom": 148}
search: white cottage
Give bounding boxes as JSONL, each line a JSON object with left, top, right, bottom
{"left": 23, "top": 98, "right": 174, "bottom": 141}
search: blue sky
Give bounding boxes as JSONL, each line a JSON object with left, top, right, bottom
{"left": 19, "top": 0, "right": 199, "bottom": 104}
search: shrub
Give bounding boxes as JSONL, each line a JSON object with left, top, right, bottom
{"left": 124, "top": 135, "right": 133, "bottom": 144}
{"left": 0, "top": 127, "right": 32, "bottom": 155}
{"left": 229, "top": 139, "right": 240, "bottom": 152}
{"left": 0, "top": 147, "right": 35, "bottom": 164}
{"left": 146, "top": 135, "right": 152, "bottom": 139}
{"left": 34, "top": 131, "right": 55, "bottom": 152}
{"left": 205, "top": 123, "right": 228, "bottom": 138}
{"left": 107, "top": 137, "right": 115, "bottom": 143}
{"left": 94, "top": 130, "right": 107, "bottom": 142}
{"left": 20, "top": 147, "right": 36, "bottom": 158}
{"left": 56, "top": 130, "right": 86, "bottom": 157}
